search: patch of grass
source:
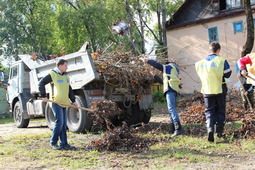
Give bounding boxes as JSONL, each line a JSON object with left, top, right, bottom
{"left": 1, "top": 122, "right": 255, "bottom": 169}
{"left": 152, "top": 91, "right": 166, "bottom": 103}
{"left": 0, "top": 116, "right": 46, "bottom": 125}
{"left": 30, "top": 118, "right": 46, "bottom": 123}
{"left": 0, "top": 117, "right": 13, "bottom": 124}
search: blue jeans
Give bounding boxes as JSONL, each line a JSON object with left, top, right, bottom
{"left": 51, "top": 103, "right": 68, "bottom": 147}
{"left": 166, "top": 91, "right": 179, "bottom": 123}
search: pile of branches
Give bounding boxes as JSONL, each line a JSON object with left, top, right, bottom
{"left": 240, "top": 120, "right": 255, "bottom": 139}
{"left": 91, "top": 49, "right": 154, "bottom": 94}
{"left": 88, "top": 99, "right": 158, "bottom": 152}
{"left": 177, "top": 90, "right": 255, "bottom": 139}
{"left": 86, "top": 123, "right": 158, "bottom": 152}
{"left": 90, "top": 99, "right": 122, "bottom": 130}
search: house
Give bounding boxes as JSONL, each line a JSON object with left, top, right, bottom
{"left": 166, "top": 0, "right": 255, "bottom": 93}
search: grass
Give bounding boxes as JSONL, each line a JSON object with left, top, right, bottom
{"left": 0, "top": 102, "right": 254, "bottom": 169}
{"left": 0, "top": 116, "right": 13, "bottom": 124}
{"left": 0, "top": 122, "right": 255, "bottom": 169}
{"left": 0, "top": 117, "right": 47, "bottom": 125}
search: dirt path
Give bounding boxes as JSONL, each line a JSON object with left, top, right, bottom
{"left": 0, "top": 121, "right": 50, "bottom": 138}
{"left": 0, "top": 114, "right": 170, "bottom": 139}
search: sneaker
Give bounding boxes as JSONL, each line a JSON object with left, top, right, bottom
{"left": 50, "top": 144, "right": 61, "bottom": 150}
{"left": 61, "top": 144, "right": 75, "bottom": 150}
{"left": 208, "top": 132, "right": 214, "bottom": 142}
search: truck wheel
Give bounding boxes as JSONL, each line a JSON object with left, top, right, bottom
{"left": 66, "top": 95, "right": 92, "bottom": 133}
{"left": 125, "top": 103, "right": 144, "bottom": 126}
{"left": 45, "top": 102, "right": 55, "bottom": 130}
{"left": 13, "top": 101, "right": 29, "bottom": 128}
{"left": 143, "top": 110, "right": 151, "bottom": 124}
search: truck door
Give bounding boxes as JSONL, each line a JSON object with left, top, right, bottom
{"left": 7, "top": 64, "right": 19, "bottom": 104}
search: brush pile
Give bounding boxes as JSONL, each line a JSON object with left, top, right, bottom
{"left": 89, "top": 99, "right": 122, "bottom": 130}
{"left": 91, "top": 49, "right": 154, "bottom": 94}
{"left": 178, "top": 90, "right": 255, "bottom": 139}
{"left": 86, "top": 89, "right": 255, "bottom": 152}
{"left": 86, "top": 122, "right": 158, "bottom": 152}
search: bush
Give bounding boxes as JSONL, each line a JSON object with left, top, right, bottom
{"left": 152, "top": 91, "right": 166, "bottom": 103}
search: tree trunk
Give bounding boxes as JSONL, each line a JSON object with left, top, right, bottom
{"left": 137, "top": 0, "right": 145, "bottom": 54}
{"left": 161, "top": 0, "right": 168, "bottom": 56}
{"left": 157, "top": 2, "right": 163, "bottom": 45}
{"left": 241, "top": 0, "right": 254, "bottom": 57}
{"left": 126, "top": 0, "right": 135, "bottom": 54}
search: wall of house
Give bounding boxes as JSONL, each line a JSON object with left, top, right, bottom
{"left": 167, "top": 14, "right": 254, "bottom": 94}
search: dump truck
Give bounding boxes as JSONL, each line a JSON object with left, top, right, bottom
{"left": 6, "top": 43, "right": 153, "bottom": 133}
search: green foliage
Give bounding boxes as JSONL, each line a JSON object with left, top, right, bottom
{"left": 0, "top": 117, "right": 13, "bottom": 124}
{"left": 0, "top": 0, "right": 184, "bottom": 59}
{"left": 152, "top": 91, "right": 166, "bottom": 103}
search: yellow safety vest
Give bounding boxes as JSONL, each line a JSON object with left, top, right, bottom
{"left": 49, "top": 71, "right": 71, "bottom": 107}
{"left": 195, "top": 56, "right": 225, "bottom": 94}
{"left": 163, "top": 64, "right": 180, "bottom": 93}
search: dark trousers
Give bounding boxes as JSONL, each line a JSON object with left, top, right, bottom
{"left": 204, "top": 94, "right": 226, "bottom": 129}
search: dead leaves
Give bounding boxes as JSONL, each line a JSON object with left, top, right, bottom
{"left": 178, "top": 90, "right": 255, "bottom": 139}
{"left": 90, "top": 99, "right": 122, "bottom": 130}
{"left": 86, "top": 123, "right": 158, "bottom": 152}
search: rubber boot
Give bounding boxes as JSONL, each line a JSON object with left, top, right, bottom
{"left": 206, "top": 119, "right": 214, "bottom": 142}
{"left": 169, "top": 123, "right": 175, "bottom": 134}
{"left": 216, "top": 123, "right": 224, "bottom": 138}
{"left": 171, "top": 121, "right": 184, "bottom": 137}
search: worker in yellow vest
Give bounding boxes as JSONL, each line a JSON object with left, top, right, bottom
{"left": 39, "top": 59, "right": 78, "bottom": 150}
{"left": 195, "top": 41, "right": 232, "bottom": 142}
{"left": 141, "top": 58, "right": 184, "bottom": 137}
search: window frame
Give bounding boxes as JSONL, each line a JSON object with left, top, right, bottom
{"left": 208, "top": 27, "right": 219, "bottom": 43}
{"left": 233, "top": 21, "right": 243, "bottom": 34}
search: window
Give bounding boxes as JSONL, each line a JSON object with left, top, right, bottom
{"left": 208, "top": 27, "right": 219, "bottom": 43}
{"left": 220, "top": 0, "right": 242, "bottom": 10}
{"left": 233, "top": 21, "right": 243, "bottom": 34}
{"left": 10, "top": 66, "right": 18, "bottom": 79}
{"left": 226, "top": 0, "right": 241, "bottom": 9}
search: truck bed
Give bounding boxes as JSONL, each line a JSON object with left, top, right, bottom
{"left": 19, "top": 43, "right": 100, "bottom": 92}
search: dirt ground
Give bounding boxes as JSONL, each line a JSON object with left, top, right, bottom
{"left": 0, "top": 112, "right": 171, "bottom": 139}
{"left": 0, "top": 120, "right": 50, "bottom": 138}
{"left": 1, "top": 115, "right": 255, "bottom": 170}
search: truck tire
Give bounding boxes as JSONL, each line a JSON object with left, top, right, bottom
{"left": 13, "top": 101, "right": 30, "bottom": 128}
{"left": 45, "top": 102, "right": 55, "bottom": 130}
{"left": 125, "top": 103, "right": 143, "bottom": 126}
{"left": 66, "top": 95, "right": 92, "bottom": 133}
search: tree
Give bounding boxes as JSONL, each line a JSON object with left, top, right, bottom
{"left": 0, "top": 0, "right": 57, "bottom": 58}
{"left": 0, "top": 0, "right": 184, "bottom": 58}
{"left": 241, "top": 0, "right": 254, "bottom": 57}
